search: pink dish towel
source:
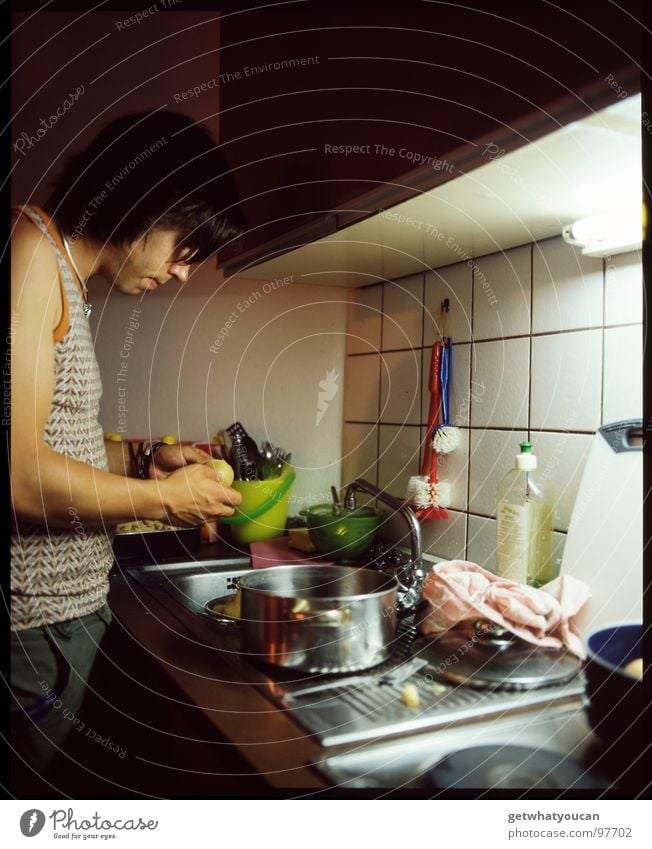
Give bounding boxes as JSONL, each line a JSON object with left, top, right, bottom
{"left": 419, "top": 560, "right": 591, "bottom": 658}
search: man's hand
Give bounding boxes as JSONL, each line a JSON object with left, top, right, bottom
{"left": 148, "top": 443, "right": 214, "bottom": 479}
{"left": 158, "top": 463, "right": 243, "bottom": 526}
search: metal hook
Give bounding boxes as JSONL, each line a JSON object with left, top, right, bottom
{"left": 440, "top": 298, "right": 450, "bottom": 340}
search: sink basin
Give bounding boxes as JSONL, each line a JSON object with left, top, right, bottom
{"left": 124, "top": 562, "right": 254, "bottom": 661}
{"left": 115, "top": 539, "right": 251, "bottom": 573}
{"left": 158, "top": 567, "right": 245, "bottom": 616}
{"left": 125, "top": 555, "right": 251, "bottom": 615}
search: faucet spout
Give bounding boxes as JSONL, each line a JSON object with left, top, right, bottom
{"left": 344, "top": 478, "right": 425, "bottom": 610}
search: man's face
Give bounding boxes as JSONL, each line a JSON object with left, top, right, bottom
{"left": 109, "top": 229, "right": 197, "bottom": 295}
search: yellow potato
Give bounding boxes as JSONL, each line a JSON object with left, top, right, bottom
{"left": 221, "top": 593, "right": 241, "bottom": 618}
{"left": 623, "top": 658, "right": 643, "bottom": 679}
{"left": 211, "top": 458, "right": 234, "bottom": 487}
{"left": 288, "top": 527, "right": 316, "bottom": 553}
{"left": 401, "top": 683, "right": 421, "bottom": 708}
{"left": 210, "top": 592, "right": 241, "bottom": 619}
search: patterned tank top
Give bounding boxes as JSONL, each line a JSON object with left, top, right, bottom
{"left": 11, "top": 206, "right": 114, "bottom": 630}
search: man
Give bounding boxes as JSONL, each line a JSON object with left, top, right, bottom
{"left": 10, "top": 111, "right": 244, "bottom": 795}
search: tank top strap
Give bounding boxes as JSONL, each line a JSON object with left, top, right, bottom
{"left": 14, "top": 205, "right": 64, "bottom": 256}
{"left": 12, "top": 205, "right": 71, "bottom": 344}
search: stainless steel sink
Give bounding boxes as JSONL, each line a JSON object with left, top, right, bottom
{"left": 116, "top": 538, "right": 251, "bottom": 574}
{"left": 124, "top": 561, "right": 263, "bottom": 686}
{"left": 125, "top": 562, "right": 586, "bottom": 754}
{"left": 138, "top": 565, "right": 246, "bottom": 615}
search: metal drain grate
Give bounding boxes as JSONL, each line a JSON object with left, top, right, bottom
{"left": 283, "top": 650, "right": 586, "bottom": 747}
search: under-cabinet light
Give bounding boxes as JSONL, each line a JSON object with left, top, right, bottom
{"left": 562, "top": 209, "right": 642, "bottom": 257}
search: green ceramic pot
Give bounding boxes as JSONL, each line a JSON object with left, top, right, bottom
{"left": 300, "top": 503, "right": 381, "bottom": 564}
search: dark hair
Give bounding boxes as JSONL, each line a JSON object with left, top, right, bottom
{"left": 44, "top": 111, "right": 244, "bottom": 261}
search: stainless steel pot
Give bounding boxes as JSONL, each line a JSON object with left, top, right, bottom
{"left": 238, "top": 565, "right": 398, "bottom": 674}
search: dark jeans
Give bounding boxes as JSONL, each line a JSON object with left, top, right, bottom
{"left": 10, "top": 603, "right": 112, "bottom": 797}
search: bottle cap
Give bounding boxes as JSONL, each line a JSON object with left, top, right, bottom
{"left": 515, "top": 441, "right": 537, "bottom": 470}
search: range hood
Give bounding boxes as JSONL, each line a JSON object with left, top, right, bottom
{"left": 231, "top": 94, "right": 642, "bottom": 287}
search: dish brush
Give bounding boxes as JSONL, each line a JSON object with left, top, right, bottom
{"left": 406, "top": 443, "right": 451, "bottom": 513}
{"left": 406, "top": 341, "right": 449, "bottom": 519}
{"left": 433, "top": 336, "right": 460, "bottom": 454}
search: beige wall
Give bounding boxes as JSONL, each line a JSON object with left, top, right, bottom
{"left": 89, "top": 272, "right": 348, "bottom": 515}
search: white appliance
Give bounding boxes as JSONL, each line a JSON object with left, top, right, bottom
{"left": 559, "top": 419, "right": 643, "bottom": 632}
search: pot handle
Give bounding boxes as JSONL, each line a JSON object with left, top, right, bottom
{"left": 286, "top": 607, "right": 352, "bottom": 626}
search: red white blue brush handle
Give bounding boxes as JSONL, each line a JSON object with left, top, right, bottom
{"left": 439, "top": 337, "right": 452, "bottom": 428}
{"left": 421, "top": 342, "right": 443, "bottom": 480}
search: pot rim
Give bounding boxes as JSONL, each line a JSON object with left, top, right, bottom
{"left": 584, "top": 620, "right": 643, "bottom": 676}
{"left": 300, "top": 504, "right": 381, "bottom": 519}
{"left": 238, "top": 564, "right": 398, "bottom": 602}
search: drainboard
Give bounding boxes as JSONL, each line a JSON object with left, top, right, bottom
{"left": 311, "top": 704, "right": 601, "bottom": 790}
{"left": 127, "top": 564, "right": 585, "bottom": 750}
{"left": 282, "top": 665, "right": 584, "bottom": 747}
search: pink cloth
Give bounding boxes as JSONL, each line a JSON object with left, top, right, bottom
{"left": 419, "top": 560, "right": 591, "bottom": 658}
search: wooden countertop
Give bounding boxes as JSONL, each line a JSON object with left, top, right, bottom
{"left": 108, "top": 570, "right": 328, "bottom": 790}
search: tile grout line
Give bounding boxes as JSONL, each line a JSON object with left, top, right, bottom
{"left": 465, "top": 260, "right": 475, "bottom": 559}
{"left": 465, "top": 510, "right": 569, "bottom": 536}
{"left": 419, "top": 271, "right": 426, "bottom": 476}
{"left": 528, "top": 242, "right": 534, "bottom": 443}
{"left": 600, "top": 257, "right": 606, "bottom": 427}
{"left": 419, "top": 271, "right": 427, "bottom": 476}
{"left": 376, "top": 282, "right": 384, "bottom": 489}
{"left": 344, "top": 420, "right": 600, "bottom": 436}
{"left": 345, "top": 320, "right": 641, "bottom": 357}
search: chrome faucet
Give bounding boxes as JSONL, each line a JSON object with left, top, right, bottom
{"left": 344, "top": 478, "right": 426, "bottom": 612}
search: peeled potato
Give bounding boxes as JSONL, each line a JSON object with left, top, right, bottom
{"left": 288, "top": 527, "right": 316, "bottom": 553}
{"left": 623, "top": 658, "right": 643, "bottom": 679}
{"left": 210, "top": 592, "right": 241, "bottom": 619}
{"left": 401, "top": 684, "right": 421, "bottom": 709}
{"left": 211, "top": 458, "right": 234, "bottom": 487}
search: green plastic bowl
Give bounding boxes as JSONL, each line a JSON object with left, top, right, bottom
{"left": 221, "top": 466, "right": 295, "bottom": 544}
{"left": 300, "top": 503, "right": 381, "bottom": 564}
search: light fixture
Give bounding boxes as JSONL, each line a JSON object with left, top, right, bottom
{"left": 562, "top": 208, "right": 642, "bottom": 257}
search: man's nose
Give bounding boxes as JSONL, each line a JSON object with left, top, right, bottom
{"left": 168, "top": 262, "right": 191, "bottom": 283}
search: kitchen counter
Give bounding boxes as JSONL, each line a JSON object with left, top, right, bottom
{"left": 107, "top": 547, "right": 622, "bottom": 794}
{"left": 108, "top": 563, "right": 328, "bottom": 791}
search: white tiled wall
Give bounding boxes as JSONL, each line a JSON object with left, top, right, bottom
{"left": 342, "top": 237, "right": 643, "bottom": 569}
